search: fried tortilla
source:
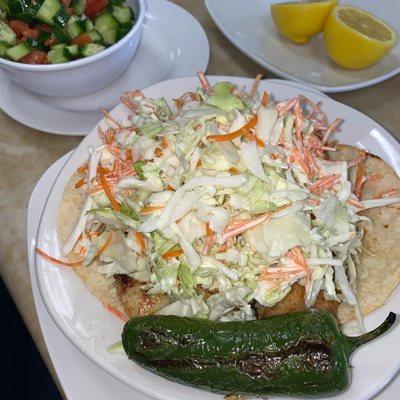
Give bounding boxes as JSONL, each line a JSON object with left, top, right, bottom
{"left": 328, "top": 145, "right": 400, "bottom": 322}
{"left": 58, "top": 173, "right": 126, "bottom": 316}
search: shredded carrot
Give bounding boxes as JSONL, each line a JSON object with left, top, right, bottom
{"left": 173, "top": 92, "right": 198, "bottom": 110}
{"left": 222, "top": 213, "right": 271, "bottom": 242}
{"left": 366, "top": 173, "right": 382, "bottom": 183}
{"left": 103, "top": 303, "right": 128, "bottom": 322}
{"left": 376, "top": 188, "right": 397, "bottom": 199}
{"left": 77, "top": 164, "right": 88, "bottom": 174}
{"left": 162, "top": 248, "right": 184, "bottom": 260}
{"left": 322, "top": 118, "right": 342, "bottom": 145}
{"left": 97, "top": 231, "right": 114, "bottom": 256}
{"left": 120, "top": 96, "right": 137, "bottom": 113}
{"left": 207, "top": 115, "right": 258, "bottom": 142}
{"left": 249, "top": 74, "right": 263, "bottom": 98}
{"left": 101, "top": 109, "right": 122, "bottom": 129}
{"left": 166, "top": 185, "right": 175, "bottom": 191}
{"left": 99, "top": 173, "right": 120, "bottom": 212}
{"left": 347, "top": 198, "right": 365, "bottom": 209}
{"left": 310, "top": 174, "right": 341, "bottom": 194}
{"left": 161, "top": 136, "right": 169, "bottom": 149}
{"left": 104, "top": 128, "right": 115, "bottom": 145}
{"left": 155, "top": 147, "right": 163, "bottom": 157}
{"left": 125, "top": 148, "right": 132, "bottom": 162}
{"left": 229, "top": 167, "right": 240, "bottom": 175}
{"left": 74, "top": 177, "right": 85, "bottom": 189}
{"left": 217, "top": 243, "right": 228, "bottom": 253}
{"left": 354, "top": 160, "right": 366, "bottom": 199}
{"left": 97, "top": 165, "right": 109, "bottom": 175}
{"left": 135, "top": 232, "right": 147, "bottom": 255}
{"left": 35, "top": 248, "right": 82, "bottom": 268}
{"left": 197, "top": 71, "right": 212, "bottom": 94}
{"left": 202, "top": 235, "right": 215, "bottom": 255}
{"left": 88, "top": 230, "right": 102, "bottom": 238}
{"left": 205, "top": 222, "right": 213, "bottom": 237}
{"left": 261, "top": 91, "right": 269, "bottom": 107}
{"left": 207, "top": 130, "right": 242, "bottom": 142}
{"left": 348, "top": 149, "right": 366, "bottom": 167}
{"left": 242, "top": 129, "right": 265, "bottom": 148}
{"left": 140, "top": 205, "right": 164, "bottom": 215}
{"left": 293, "top": 100, "right": 304, "bottom": 143}
{"left": 306, "top": 198, "right": 320, "bottom": 206}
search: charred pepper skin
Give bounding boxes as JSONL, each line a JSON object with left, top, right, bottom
{"left": 122, "top": 310, "right": 396, "bottom": 398}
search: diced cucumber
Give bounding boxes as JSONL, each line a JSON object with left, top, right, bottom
{"left": 67, "top": 20, "right": 83, "bottom": 39}
{"left": 8, "top": 0, "right": 31, "bottom": 21}
{"left": 47, "top": 48, "right": 69, "bottom": 63}
{"left": 0, "top": 41, "right": 9, "bottom": 56}
{"left": 116, "top": 21, "right": 132, "bottom": 40}
{"left": 53, "top": 26, "right": 69, "bottom": 43}
{"left": 26, "top": 36, "right": 46, "bottom": 50}
{"left": 66, "top": 44, "right": 79, "bottom": 57}
{"left": 0, "top": 20, "right": 17, "bottom": 45}
{"left": 100, "top": 29, "right": 116, "bottom": 45}
{"left": 80, "top": 43, "right": 105, "bottom": 57}
{"left": 110, "top": 6, "right": 132, "bottom": 24}
{"left": 6, "top": 43, "right": 30, "bottom": 61}
{"left": 95, "top": 12, "right": 118, "bottom": 45}
{"left": 53, "top": 6, "right": 69, "bottom": 27}
{"left": 0, "top": 0, "right": 10, "bottom": 13}
{"left": 0, "top": 9, "right": 7, "bottom": 21}
{"left": 87, "top": 29, "right": 102, "bottom": 42}
{"left": 72, "top": 0, "right": 86, "bottom": 15}
{"left": 36, "top": 0, "right": 61, "bottom": 26}
{"left": 51, "top": 43, "right": 67, "bottom": 50}
{"left": 84, "top": 18, "right": 94, "bottom": 32}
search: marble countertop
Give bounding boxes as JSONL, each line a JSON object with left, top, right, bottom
{"left": 0, "top": 0, "right": 399, "bottom": 393}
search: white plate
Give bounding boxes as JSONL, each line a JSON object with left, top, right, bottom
{"left": 205, "top": 0, "right": 400, "bottom": 93}
{"left": 35, "top": 76, "right": 400, "bottom": 400}
{"left": 0, "top": 0, "right": 209, "bottom": 136}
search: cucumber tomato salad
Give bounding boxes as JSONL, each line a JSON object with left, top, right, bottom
{"left": 0, "top": 0, "right": 135, "bottom": 64}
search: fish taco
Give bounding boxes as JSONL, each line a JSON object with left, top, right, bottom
{"left": 46, "top": 75, "right": 400, "bottom": 328}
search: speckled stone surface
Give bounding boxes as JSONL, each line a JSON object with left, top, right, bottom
{"left": 0, "top": 0, "right": 399, "bottom": 389}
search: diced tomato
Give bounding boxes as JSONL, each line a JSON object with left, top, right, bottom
{"left": 72, "top": 33, "right": 92, "bottom": 46}
{"left": 44, "top": 35, "right": 58, "bottom": 47}
{"left": 40, "top": 24, "right": 53, "bottom": 33}
{"left": 61, "top": 0, "right": 72, "bottom": 7}
{"left": 85, "top": 0, "right": 109, "bottom": 19}
{"left": 20, "top": 51, "right": 48, "bottom": 64}
{"left": 9, "top": 20, "right": 39, "bottom": 40}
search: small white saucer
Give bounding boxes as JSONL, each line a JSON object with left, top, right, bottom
{"left": 0, "top": 0, "right": 209, "bottom": 136}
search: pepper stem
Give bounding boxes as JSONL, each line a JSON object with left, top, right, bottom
{"left": 343, "top": 312, "right": 396, "bottom": 358}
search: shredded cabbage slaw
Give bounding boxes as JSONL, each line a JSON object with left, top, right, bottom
{"left": 39, "top": 74, "right": 400, "bottom": 325}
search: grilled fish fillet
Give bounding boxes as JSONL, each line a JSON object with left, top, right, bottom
{"left": 115, "top": 274, "right": 171, "bottom": 318}
{"left": 255, "top": 282, "right": 339, "bottom": 319}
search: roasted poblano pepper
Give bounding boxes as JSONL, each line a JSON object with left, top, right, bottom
{"left": 122, "top": 310, "right": 396, "bottom": 398}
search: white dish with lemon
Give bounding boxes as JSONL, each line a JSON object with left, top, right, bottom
{"left": 205, "top": 0, "right": 400, "bottom": 92}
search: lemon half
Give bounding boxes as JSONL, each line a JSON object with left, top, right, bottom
{"left": 323, "top": 5, "right": 398, "bottom": 69}
{"left": 271, "top": 0, "right": 338, "bottom": 44}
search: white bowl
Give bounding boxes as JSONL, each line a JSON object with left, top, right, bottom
{"left": 0, "top": 0, "right": 145, "bottom": 97}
